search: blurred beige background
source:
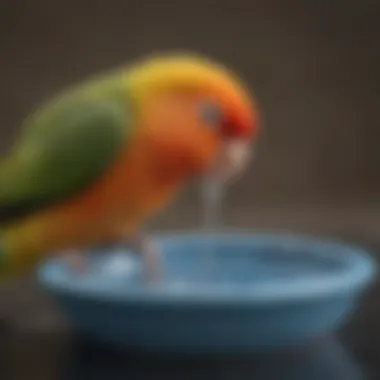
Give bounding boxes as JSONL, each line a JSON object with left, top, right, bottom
{"left": 0, "top": 0, "right": 379, "bottom": 376}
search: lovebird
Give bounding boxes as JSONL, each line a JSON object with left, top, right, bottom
{"left": 0, "top": 52, "right": 259, "bottom": 281}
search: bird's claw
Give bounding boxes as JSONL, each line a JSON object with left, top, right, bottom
{"left": 61, "top": 250, "right": 88, "bottom": 274}
{"left": 60, "top": 235, "right": 161, "bottom": 284}
{"left": 129, "top": 235, "right": 161, "bottom": 284}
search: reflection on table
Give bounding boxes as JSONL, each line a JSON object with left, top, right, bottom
{"left": 63, "top": 335, "right": 365, "bottom": 380}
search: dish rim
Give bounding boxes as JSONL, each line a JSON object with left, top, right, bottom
{"left": 37, "top": 230, "right": 377, "bottom": 305}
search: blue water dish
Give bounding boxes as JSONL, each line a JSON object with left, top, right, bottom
{"left": 37, "top": 232, "right": 377, "bottom": 353}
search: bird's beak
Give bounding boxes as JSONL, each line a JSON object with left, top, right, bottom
{"left": 208, "top": 138, "right": 253, "bottom": 183}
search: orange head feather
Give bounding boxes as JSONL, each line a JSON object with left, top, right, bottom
{"left": 125, "top": 52, "right": 260, "bottom": 179}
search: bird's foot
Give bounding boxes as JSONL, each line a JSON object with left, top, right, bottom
{"left": 61, "top": 249, "right": 88, "bottom": 274}
{"left": 126, "top": 234, "right": 161, "bottom": 284}
{"left": 59, "top": 235, "right": 161, "bottom": 283}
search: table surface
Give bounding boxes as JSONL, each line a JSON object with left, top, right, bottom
{"left": 0, "top": 328, "right": 374, "bottom": 380}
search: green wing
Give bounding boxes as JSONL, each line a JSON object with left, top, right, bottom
{"left": 0, "top": 89, "right": 129, "bottom": 224}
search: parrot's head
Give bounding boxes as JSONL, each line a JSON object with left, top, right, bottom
{"left": 127, "top": 52, "right": 259, "bottom": 183}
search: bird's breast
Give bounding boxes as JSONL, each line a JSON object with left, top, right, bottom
{"left": 75, "top": 139, "right": 183, "bottom": 234}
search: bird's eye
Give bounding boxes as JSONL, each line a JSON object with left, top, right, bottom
{"left": 199, "top": 101, "right": 222, "bottom": 126}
